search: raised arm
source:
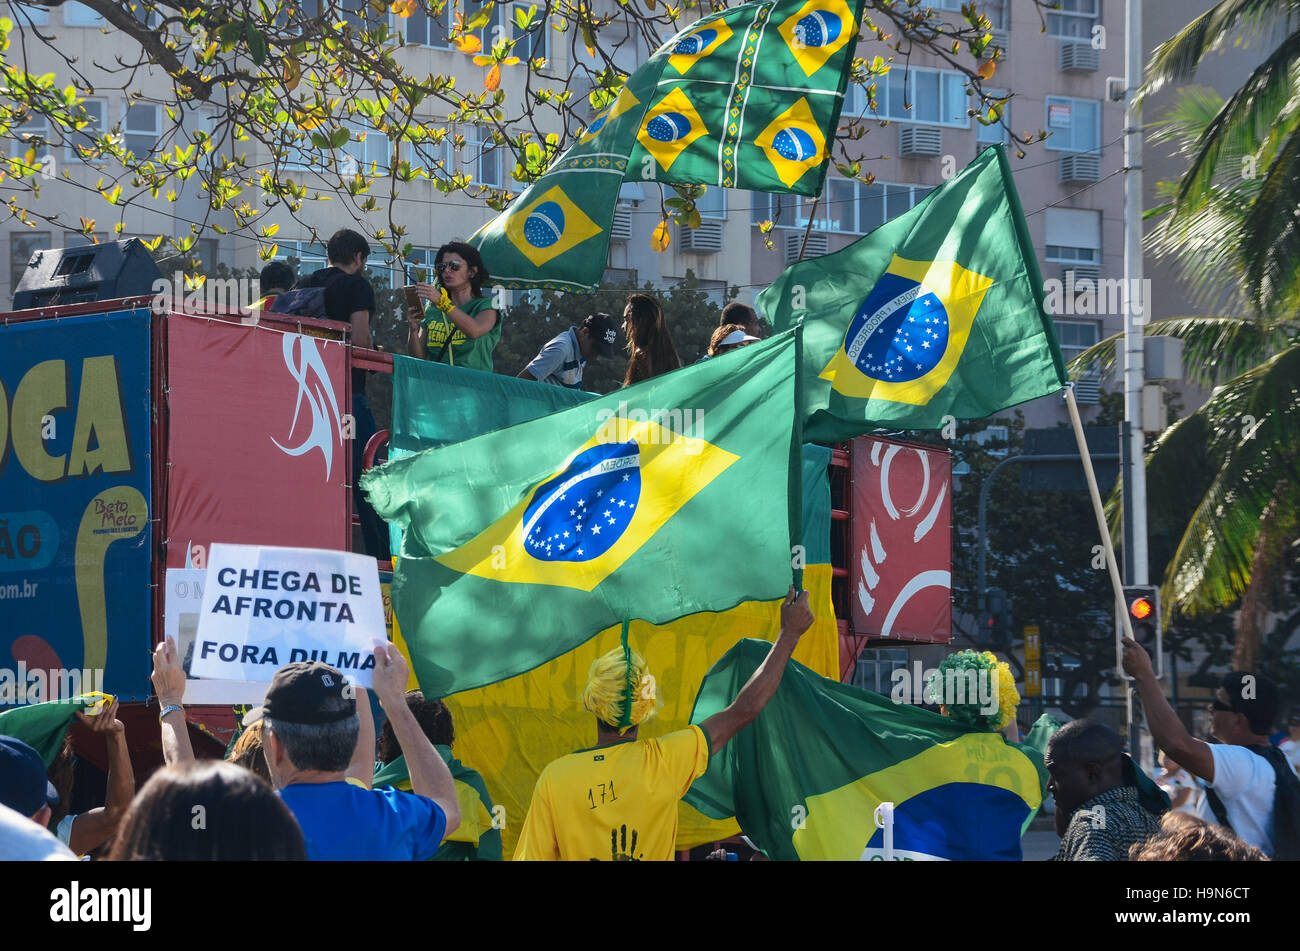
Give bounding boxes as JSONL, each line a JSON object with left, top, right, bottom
{"left": 699, "top": 587, "right": 814, "bottom": 751}
{"left": 151, "top": 637, "right": 195, "bottom": 767}
{"left": 67, "top": 698, "right": 135, "bottom": 855}
{"left": 1122, "top": 638, "right": 1215, "bottom": 781}
{"left": 345, "top": 685, "right": 376, "bottom": 789}
{"left": 370, "top": 643, "right": 460, "bottom": 833}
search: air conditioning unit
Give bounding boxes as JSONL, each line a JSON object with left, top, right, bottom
{"left": 1059, "top": 153, "right": 1101, "bottom": 184}
{"left": 610, "top": 207, "right": 632, "bottom": 242}
{"left": 1073, "top": 372, "right": 1102, "bottom": 405}
{"left": 1059, "top": 41, "right": 1100, "bottom": 72}
{"left": 989, "top": 29, "right": 1010, "bottom": 54}
{"left": 786, "top": 231, "right": 828, "bottom": 263}
{"left": 679, "top": 219, "right": 724, "bottom": 253}
{"left": 1062, "top": 264, "right": 1101, "bottom": 289}
{"left": 899, "top": 126, "right": 943, "bottom": 156}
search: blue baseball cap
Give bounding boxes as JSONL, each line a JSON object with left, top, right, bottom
{"left": 0, "top": 735, "right": 60, "bottom": 817}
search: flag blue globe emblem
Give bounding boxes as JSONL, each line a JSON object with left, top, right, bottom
{"left": 646, "top": 112, "right": 693, "bottom": 143}
{"left": 843, "top": 272, "right": 950, "bottom": 383}
{"left": 523, "top": 441, "right": 642, "bottom": 562}
{"left": 522, "top": 201, "right": 566, "bottom": 250}
{"left": 673, "top": 28, "right": 717, "bottom": 55}
{"left": 771, "top": 127, "right": 817, "bottom": 162}
{"left": 795, "top": 10, "right": 841, "bottom": 47}
{"left": 585, "top": 114, "right": 608, "bottom": 137}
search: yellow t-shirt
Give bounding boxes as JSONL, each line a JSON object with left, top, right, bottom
{"left": 513, "top": 725, "right": 711, "bottom": 861}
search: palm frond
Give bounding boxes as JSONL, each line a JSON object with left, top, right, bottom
{"left": 1160, "top": 344, "right": 1300, "bottom": 615}
{"left": 1241, "top": 104, "right": 1300, "bottom": 312}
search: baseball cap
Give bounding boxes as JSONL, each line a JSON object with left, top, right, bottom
{"left": 0, "top": 736, "right": 59, "bottom": 817}
{"left": 583, "top": 313, "right": 619, "bottom": 358}
{"left": 241, "top": 662, "right": 356, "bottom": 727}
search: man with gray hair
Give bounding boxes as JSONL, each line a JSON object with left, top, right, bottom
{"left": 243, "top": 645, "right": 460, "bottom": 860}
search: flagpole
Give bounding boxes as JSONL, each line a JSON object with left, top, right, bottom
{"left": 1064, "top": 385, "right": 1136, "bottom": 735}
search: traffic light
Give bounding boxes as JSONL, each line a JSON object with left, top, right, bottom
{"left": 982, "top": 588, "right": 1012, "bottom": 645}
{"left": 1122, "top": 585, "right": 1161, "bottom": 659}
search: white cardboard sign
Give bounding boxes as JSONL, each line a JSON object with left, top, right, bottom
{"left": 164, "top": 567, "right": 268, "bottom": 706}
{"left": 189, "top": 544, "right": 386, "bottom": 688}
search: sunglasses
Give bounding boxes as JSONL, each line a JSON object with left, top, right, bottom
{"left": 1208, "top": 699, "right": 1235, "bottom": 713}
{"left": 434, "top": 261, "right": 464, "bottom": 273}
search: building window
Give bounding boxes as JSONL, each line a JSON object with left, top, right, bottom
{"left": 511, "top": 4, "right": 548, "bottom": 60}
{"left": 8, "top": 114, "right": 51, "bottom": 165}
{"left": 1046, "top": 245, "right": 1098, "bottom": 265}
{"left": 65, "top": 99, "right": 108, "bottom": 162}
{"left": 11, "top": 231, "right": 52, "bottom": 292}
{"left": 752, "top": 179, "right": 932, "bottom": 234}
{"left": 1044, "top": 96, "right": 1101, "bottom": 152}
{"left": 124, "top": 103, "right": 161, "bottom": 159}
{"left": 62, "top": 2, "right": 106, "bottom": 25}
{"left": 976, "top": 89, "right": 1008, "bottom": 145}
{"left": 851, "top": 648, "right": 909, "bottom": 696}
{"left": 341, "top": 120, "right": 392, "bottom": 174}
{"left": 875, "top": 67, "right": 969, "bottom": 128}
{"left": 1048, "top": 0, "right": 1098, "bottom": 40}
{"left": 464, "top": 128, "right": 502, "bottom": 187}
{"left": 1055, "top": 320, "right": 1100, "bottom": 361}
{"left": 936, "top": 0, "right": 1006, "bottom": 30}
{"left": 273, "top": 241, "right": 328, "bottom": 278}
{"left": 407, "top": 2, "right": 453, "bottom": 48}
{"left": 7, "top": 1, "right": 49, "bottom": 25}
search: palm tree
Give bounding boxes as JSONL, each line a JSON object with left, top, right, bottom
{"left": 1139, "top": 0, "right": 1300, "bottom": 316}
{"left": 1071, "top": 86, "right": 1300, "bottom": 671}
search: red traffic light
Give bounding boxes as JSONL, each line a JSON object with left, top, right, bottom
{"left": 1129, "top": 598, "right": 1154, "bottom": 621}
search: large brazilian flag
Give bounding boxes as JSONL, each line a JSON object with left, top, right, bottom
{"left": 758, "top": 146, "right": 1069, "bottom": 442}
{"left": 362, "top": 330, "right": 803, "bottom": 699}
{"left": 687, "top": 640, "right": 1056, "bottom": 861}
{"left": 472, "top": 0, "right": 866, "bottom": 290}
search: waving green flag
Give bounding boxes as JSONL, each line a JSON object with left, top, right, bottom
{"left": 758, "top": 146, "right": 1069, "bottom": 442}
{"left": 362, "top": 330, "right": 802, "bottom": 698}
{"left": 471, "top": 0, "right": 866, "bottom": 291}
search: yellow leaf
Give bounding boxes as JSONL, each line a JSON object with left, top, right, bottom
{"left": 651, "top": 220, "right": 670, "bottom": 253}
{"left": 977, "top": 59, "right": 996, "bottom": 80}
{"left": 485, "top": 63, "right": 501, "bottom": 91}
{"left": 503, "top": 56, "right": 520, "bottom": 65}
{"left": 585, "top": 44, "right": 595, "bottom": 58}
{"left": 473, "top": 54, "right": 493, "bottom": 65}
{"left": 455, "top": 35, "right": 482, "bottom": 53}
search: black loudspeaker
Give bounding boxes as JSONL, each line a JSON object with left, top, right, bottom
{"left": 12, "top": 238, "right": 163, "bottom": 310}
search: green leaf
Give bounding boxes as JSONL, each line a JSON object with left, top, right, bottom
{"left": 247, "top": 25, "right": 268, "bottom": 66}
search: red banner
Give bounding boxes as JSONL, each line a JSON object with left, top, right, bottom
{"left": 164, "top": 314, "right": 350, "bottom": 568}
{"left": 850, "top": 435, "right": 951, "bottom": 643}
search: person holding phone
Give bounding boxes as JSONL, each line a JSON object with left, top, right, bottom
{"left": 405, "top": 242, "right": 501, "bottom": 372}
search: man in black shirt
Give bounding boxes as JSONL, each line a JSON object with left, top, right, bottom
{"left": 296, "top": 229, "right": 388, "bottom": 559}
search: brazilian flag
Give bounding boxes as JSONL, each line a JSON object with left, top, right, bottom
{"left": 759, "top": 146, "right": 1069, "bottom": 442}
{"left": 472, "top": 0, "right": 866, "bottom": 291}
{"left": 362, "top": 330, "right": 802, "bottom": 698}
{"left": 373, "top": 748, "right": 502, "bottom": 861}
{"left": 0, "top": 695, "right": 109, "bottom": 765}
{"left": 686, "top": 640, "right": 1056, "bottom": 861}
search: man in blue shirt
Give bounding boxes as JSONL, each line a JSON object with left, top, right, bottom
{"left": 518, "top": 313, "right": 619, "bottom": 389}
{"left": 246, "top": 647, "right": 460, "bottom": 860}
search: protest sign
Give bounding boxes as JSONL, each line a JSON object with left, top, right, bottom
{"left": 164, "top": 568, "right": 267, "bottom": 705}
{"left": 189, "top": 544, "right": 386, "bottom": 688}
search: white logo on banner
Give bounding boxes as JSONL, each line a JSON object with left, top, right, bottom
{"left": 858, "top": 441, "right": 950, "bottom": 635}
{"left": 271, "top": 334, "right": 343, "bottom": 480}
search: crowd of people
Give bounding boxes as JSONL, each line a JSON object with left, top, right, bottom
{"left": 2, "top": 597, "right": 1296, "bottom": 861}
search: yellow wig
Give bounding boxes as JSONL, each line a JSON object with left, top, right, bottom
{"left": 582, "top": 646, "right": 662, "bottom": 735}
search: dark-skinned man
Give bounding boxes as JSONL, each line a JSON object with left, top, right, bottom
{"left": 1045, "top": 718, "right": 1162, "bottom": 860}
{"left": 1122, "top": 637, "right": 1284, "bottom": 856}
{"left": 514, "top": 587, "right": 814, "bottom": 861}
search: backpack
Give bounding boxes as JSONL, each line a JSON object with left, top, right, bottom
{"left": 1205, "top": 744, "right": 1300, "bottom": 859}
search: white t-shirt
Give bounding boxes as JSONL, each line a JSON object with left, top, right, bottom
{"left": 0, "top": 803, "right": 77, "bottom": 861}
{"left": 1195, "top": 744, "right": 1276, "bottom": 856}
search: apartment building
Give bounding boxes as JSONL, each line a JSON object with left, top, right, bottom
{"left": 4, "top": 0, "right": 1127, "bottom": 431}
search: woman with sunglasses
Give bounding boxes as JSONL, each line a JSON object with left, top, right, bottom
{"left": 406, "top": 242, "right": 501, "bottom": 372}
